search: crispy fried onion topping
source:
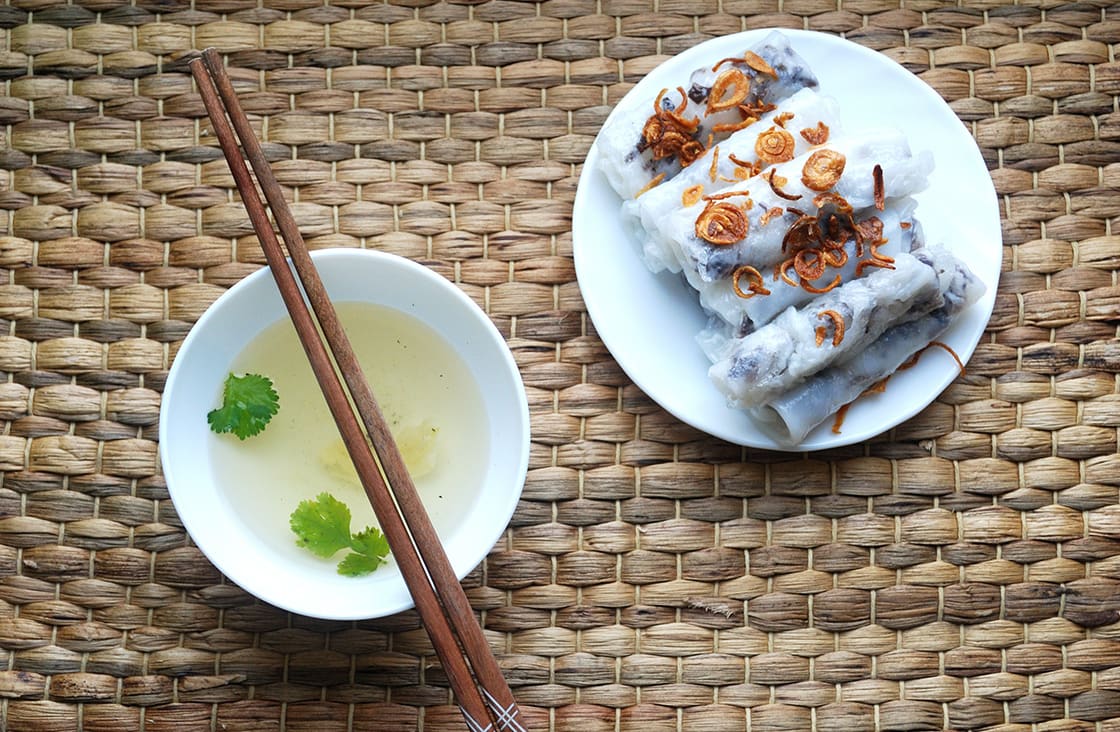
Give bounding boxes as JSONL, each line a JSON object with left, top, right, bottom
{"left": 799, "top": 121, "right": 830, "bottom": 146}
{"left": 731, "top": 265, "right": 770, "bottom": 299}
{"left": 713, "top": 116, "right": 759, "bottom": 134}
{"left": 740, "top": 99, "right": 776, "bottom": 118}
{"left": 642, "top": 87, "right": 704, "bottom": 165}
{"left": 801, "top": 149, "right": 846, "bottom": 191}
{"left": 818, "top": 207, "right": 854, "bottom": 251}
{"left": 711, "top": 56, "right": 740, "bottom": 72}
{"left": 775, "top": 254, "right": 839, "bottom": 294}
{"left": 682, "top": 184, "right": 704, "bottom": 207}
{"left": 864, "top": 378, "right": 889, "bottom": 394}
{"left": 869, "top": 240, "right": 894, "bottom": 264}
{"left": 773, "top": 206, "right": 897, "bottom": 295}
{"left": 801, "top": 273, "right": 842, "bottom": 293}
{"left": 678, "top": 140, "right": 706, "bottom": 166}
{"left": 823, "top": 247, "right": 847, "bottom": 267}
{"left": 815, "top": 309, "right": 845, "bottom": 347}
{"left": 759, "top": 206, "right": 784, "bottom": 226}
{"left": 852, "top": 216, "right": 896, "bottom": 277}
{"left": 835, "top": 340, "right": 965, "bottom": 436}
{"left": 836, "top": 342, "right": 966, "bottom": 436}
{"left": 766, "top": 168, "right": 802, "bottom": 201}
{"left": 781, "top": 214, "right": 820, "bottom": 253}
{"left": 777, "top": 258, "right": 798, "bottom": 287}
{"left": 795, "top": 248, "right": 826, "bottom": 280}
{"left": 813, "top": 192, "right": 853, "bottom": 215}
{"left": 634, "top": 172, "right": 665, "bottom": 198}
{"left": 860, "top": 249, "right": 896, "bottom": 278}
{"left": 707, "top": 69, "right": 751, "bottom": 114}
{"left": 743, "top": 50, "right": 777, "bottom": 78}
{"left": 755, "top": 126, "right": 796, "bottom": 164}
{"left": 831, "top": 378, "right": 888, "bottom": 433}
{"left": 852, "top": 215, "right": 885, "bottom": 258}
{"left": 728, "top": 153, "right": 761, "bottom": 180}
{"left": 873, "top": 164, "right": 885, "bottom": 211}
{"left": 832, "top": 371, "right": 898, "bottom": 434}
{"left": 831, "top": 403, "right": 851, "bottom": 433}
{"left": 695, "top": 200, "right": 749, "bottom": 245}
{"left": 900, "top": 341, "right": 966, "bottom": 375}
{"left": 703, "top": 189, "right": 752, "bottom": 203}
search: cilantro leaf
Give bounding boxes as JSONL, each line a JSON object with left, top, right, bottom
{"left": 207, "top": 372, "right": 279, "bottom": 440}
{"left": 338, "top": 526, "right": 391, "bottom": 576}
{"left": 289, "top": 494, "right": 391, "bottom": 576}
{"left": 337, "top": 549, "right": 383, "bottom": 576}
{"left": 289, "top": 493, "right": 353, "bottom": 558}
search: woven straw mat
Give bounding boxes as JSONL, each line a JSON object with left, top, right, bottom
{"left": 1, "top": 1, "right": 1119, "bottom": 731}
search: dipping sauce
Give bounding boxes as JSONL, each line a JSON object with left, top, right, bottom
{"left": 207, "top": 301, "right": 489, "bottom": 572}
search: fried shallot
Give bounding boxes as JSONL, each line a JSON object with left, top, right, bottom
{"left": 766, "top": 168, "right": 802, "bottom": 201}
{"left": 815, "top": 309, "right": 845, "bottom": 347}
{"left": 801, "top": 149, "right": 846, "bottom": 191}
{"left": 707, "top": 69, "right": 751, "bottom": 114}
{"left": 743, "top": 50, "right": 777, "bottom": 78}
{"left": 799, "top": 121, "right": 830, "bottom": 146}
{"left": 682, "top": 184, "right": 704, "bottom": 207}
{"left": 755, "top": 126, "right": 796, "bottom": 164}
{"left": 634, "top": 172, "right": 665, "bottom": 198}
{"left": 695, "top": 200, "right": 749, "bottom": 245}
{"left": 641, "top": 87, "right": 703, "bottom": 165}
{"left": 731, "top": 265, "right": 770, "bottom": 299}
{"left": 872, "top": 164, "right": 885, "bottom": 211}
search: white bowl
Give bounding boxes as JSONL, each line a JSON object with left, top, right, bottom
{"left": 160, "top": 249, "right": 530, "bottom": 620}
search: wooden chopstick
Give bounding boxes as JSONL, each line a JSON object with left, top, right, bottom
{"left": 189, "top": 50, "right": 526, "bottom": 732}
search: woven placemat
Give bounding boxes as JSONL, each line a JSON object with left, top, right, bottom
{"left": 1, "top": 1, "right": 1119, "bottom": 730}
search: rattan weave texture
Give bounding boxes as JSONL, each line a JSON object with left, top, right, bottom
{"left": 1, "top": 1, "right": 1119, "bottom": 730}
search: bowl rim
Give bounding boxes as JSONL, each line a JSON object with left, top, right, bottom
{"left": 159, "top": 248, "right": 530, "bottom": 619}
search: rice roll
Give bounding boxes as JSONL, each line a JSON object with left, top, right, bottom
{"left": 697, "top": 196, "right": 924, "bottom": 334}
{"left": 752, "top": 248, "right": 986, "bottom": 443}
{"left": 629, "top": 87, "right": 842, "bottom": 274}
{"left": 651, "top": 129, "right": 933, "bottom": 288}
{"left": 708, "top": 247, "right": 953, "bottom": 409}
{"left": 596, "top": 30, "right": 819, "bottom": 201}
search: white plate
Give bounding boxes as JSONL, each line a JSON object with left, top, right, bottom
{"left": 573, "top": 29, "right": 1001, "bottom": 451}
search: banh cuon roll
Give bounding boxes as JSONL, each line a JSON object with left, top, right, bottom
{"left": 597, "top": 30, "right": 819, "bottom": 201}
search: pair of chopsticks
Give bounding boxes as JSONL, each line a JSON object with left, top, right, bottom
{"left": 188, "top": 49, "right": 527, "bottom": 732}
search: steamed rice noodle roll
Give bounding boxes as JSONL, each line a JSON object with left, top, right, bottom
{"left": 708, "top": 246, "right": 969, "bottom": 409}
{"left": 628, "top": 87, "right": 841, "bottom": 274}
{"left": 696, "top": 196, "right": 924, "bottom": 337}
{"left": 649, "top": 129, "right": 933, "bottom": 292}
{"left": 596, "top": 30, "right": 819, "bottom": 201}
{"left": 751, "top": 247, "right": 986, "bottom": 443}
